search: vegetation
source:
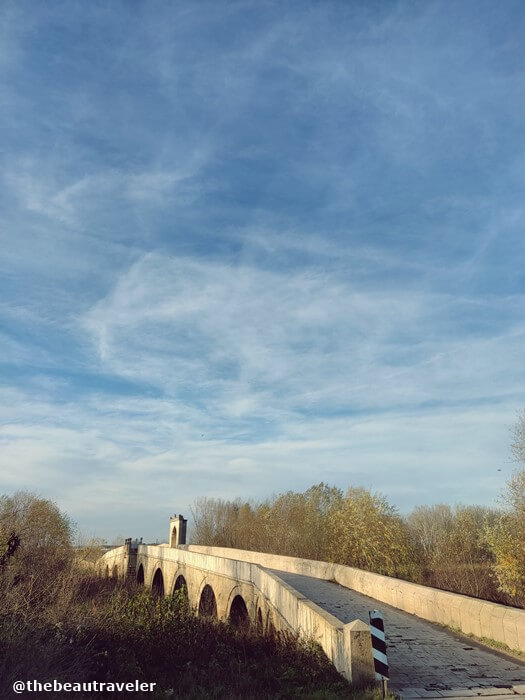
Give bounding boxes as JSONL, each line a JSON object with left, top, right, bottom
{"left": 191, "top": 486, "right": 511, "bottom": 603}
{"left": 327, "top": 487, "right": 422, "bottom": 581}
{"left": 407, "top": 503, "right": 499, "bottom": 600}
{"left": 192, "top": 482, "right": 423, "bottom": 581}
{"left": 485, "top": 411, "right": 525, "bottom": 605}
{"left": 191, "top": 413, "right": 525, "bottom": 608}
{"left": 438, "top": 623, "right": 525, "bottom": 662}
{"left": 0, "top": 493, "right": 378, "bottom": 699}
{"left": 486, "top": 468, "right": 525, "bottom": 601}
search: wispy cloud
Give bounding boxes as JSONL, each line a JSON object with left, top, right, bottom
{"left": 1, "top": 1, "right": 524, "bottom": 538}
{"left": 81, "top": 253, "right": 524, "bottom": 412}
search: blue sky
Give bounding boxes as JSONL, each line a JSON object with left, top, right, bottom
{"left": 1, "top": 1, "right": 525, "bottom": 541}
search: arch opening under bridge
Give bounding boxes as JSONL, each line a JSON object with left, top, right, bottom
{"left": 173, "top": 574, "right": 188, "bottom": 601}
{"left": 152, "top": 568, "right": 164, "bottom": 597}
{"left": 198, "top": 584, "right": 217, "bottom": 619}
{"left": 229, "top": 594, "right": 249, "bottom": 629}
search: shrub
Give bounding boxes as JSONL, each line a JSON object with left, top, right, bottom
{"left": 486, "top": 469, "right": 525, "bottom": 605}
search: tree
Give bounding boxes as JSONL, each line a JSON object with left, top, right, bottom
{"left": 484, "top": 413, "right": 525, "bottom": 605}
{"left": 511, "top": 410, "right": 525, "bottom": 464}
{"left": 190, "top": 484, "right": 343, "bottom": 560}
{"left": 486, "top": 468, "right": 525, "bottom": 605}
{"left": 407, "top": 504, "right": 454, "bottom": 563}
{"left": 328, "top": 487, "right": 423, "bottom": 581}
{"left": 0, "top": 491, "right": 74, "bottom": 586}
{"left": 190, "top": 497, "right": 246, "bottom": 548}
{"left": 259, "top": 484, "right": 342, "bottom": 560}
{"left": 407, "top": 504, "right": 500, "bottom": 600}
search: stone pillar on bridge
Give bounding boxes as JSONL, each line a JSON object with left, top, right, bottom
{"left": 344, "top": 619, "right": 376, "bottom": 685}
{"left": 169, "top": 515, "right": 187, "bottom": 547}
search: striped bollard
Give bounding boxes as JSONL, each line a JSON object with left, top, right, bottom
{"left": 369, "top": 610, "right": 389, "bottom": 695}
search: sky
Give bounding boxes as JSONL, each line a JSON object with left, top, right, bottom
{"left": 1, "top": 1, "right": 525, "bottom": 542}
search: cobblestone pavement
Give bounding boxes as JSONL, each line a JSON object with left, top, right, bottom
{"left": 269, "top": 569, "right": 525, "bottom": 697}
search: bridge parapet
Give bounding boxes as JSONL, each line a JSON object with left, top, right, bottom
{"left": 94, "top": 538, "right": 376, "bottom": 685}
{"left": 187, "top": 544, "right": 525, "bottom": 655}
{"left": 97, "top": 544, "right": 127, "bottom": 579}
{"left": 134, "top": 543, "right": 375, "bottom": 685}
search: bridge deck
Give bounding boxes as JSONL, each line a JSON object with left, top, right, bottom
{"left": 269, "top": 569, "right": 525, "bottom": 696}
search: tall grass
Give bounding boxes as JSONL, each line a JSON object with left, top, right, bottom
{"left": 0, "top": 567, "right": 380, "bottom": 699}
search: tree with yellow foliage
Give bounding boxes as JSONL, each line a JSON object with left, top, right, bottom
{"left": 486, "top": 468, "right": 525, "bottom": 605}
{"left": 485, "top": 412, "right": 525, "bottom": 605}
{"left": 327, "top": 487, "right": 423, "bottom": 581}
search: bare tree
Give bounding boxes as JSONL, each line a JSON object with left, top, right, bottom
{"left": 0, "top": 491, "right": 74, "bottom": 602}
{"left": 511, "top": 410, "right": 525, "bottom": 464}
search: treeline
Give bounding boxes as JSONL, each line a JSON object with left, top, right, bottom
{"left": 191, "top": 469, "right": 525, "bottom": 608}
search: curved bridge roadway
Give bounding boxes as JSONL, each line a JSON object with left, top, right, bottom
{"left": 271, "top": 569, "right": 525, "bottom": 698}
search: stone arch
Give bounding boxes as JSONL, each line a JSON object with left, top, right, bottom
{"left": 152, "top": 568, "right": 164, "bottom": 597}
{"left": 136, "top": 564, "right": 145, "bottom": 585}
{"left": 170, "top": 526, "right": 178, "bottom": 547}
{"left": 229, "top": 594, "right": 249, "bottom": 629}
{"left": 173, "top": 573, "right": 188, "bottom": 600}
{"left": 112, "top": 564, "right": 118, "bottom": 579}
{"left": 266, "top": 611, "right": 276, "bottom": 637}
{"left": 256, "top": 607, "right": 263, "bottom": 633}
{"left": 198, "top": 583, "right": 217, "bottom": 618}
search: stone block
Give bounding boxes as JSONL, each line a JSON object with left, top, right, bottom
{"left": 479, "top": 602, "right": 495, "bottom": 639}
{"left": 343, "top": 619, "right": 375, "bottom": 686}
{"left": 489, "top": 607, "right": 506, "bottom": 643}
{"left": 502, "top": 609, "right": 521, "bottom": 651}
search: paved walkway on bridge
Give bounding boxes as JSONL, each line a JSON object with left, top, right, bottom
{"left": 269, "top": 569, "right": 525, "bottom": 698}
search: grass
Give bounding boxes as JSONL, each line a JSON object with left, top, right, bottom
{"left": 438, "top": 622, "right": 525, "bottom": 663}
{"left": 0, "top": 572, "right": 386, "bottom": 699}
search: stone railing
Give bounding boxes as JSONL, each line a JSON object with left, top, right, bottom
{"left": 96, "top": 543, "right": 376, "bottom": 685}
{"left": 186, "top": 545, "right": 525, "bottom": 654}
{"left": 97, "top": 544, "right": 127, "bottom": 577}
{"left": 140, "top": 545, "right": 375, "bottom": 685}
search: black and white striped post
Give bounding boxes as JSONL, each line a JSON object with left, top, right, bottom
{"left": 369, "top": 610, "right": 389, "bottom": 696}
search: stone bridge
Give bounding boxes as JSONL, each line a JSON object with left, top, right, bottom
{"left": 97, "top": 515, "right": 525, "bottom": 697}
